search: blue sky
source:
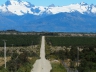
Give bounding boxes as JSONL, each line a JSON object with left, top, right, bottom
{"left": 0, "top": 0, "right": 96, "bottom": 6}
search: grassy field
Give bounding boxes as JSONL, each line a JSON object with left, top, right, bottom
{"left": 51, "top": 61, "right": 67, "bottom": 72}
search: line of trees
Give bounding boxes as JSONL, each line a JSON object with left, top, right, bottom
{"left": 46, "top": 36, "right": 96, "bottom": 47}
{"left": 0, "top": 35, "right": 41, "bottom": 47}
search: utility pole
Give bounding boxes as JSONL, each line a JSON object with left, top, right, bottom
{"left": 3, "top": 40, "right": 7, "bottom": 69}
{"left": 11, "top": 44, "right": 14, "bottom": 48}
{"left": 11, "top": 44, "right": 14, "bottom": 57}
{"left": 32, "top": 41, "right": 33, "bottom": 48}
{"left": 77, "top": 47, "right": 79, "bottom": 67}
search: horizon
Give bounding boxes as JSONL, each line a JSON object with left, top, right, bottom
{"left": 0, "top": 0, "right": 96, "bottom": 6}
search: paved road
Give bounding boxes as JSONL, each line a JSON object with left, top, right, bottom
{"left": 31, "top": 36, "right": 52, "bottom": 72}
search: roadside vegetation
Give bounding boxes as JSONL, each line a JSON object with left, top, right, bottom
{"left": 46, "top": 36, "right": 96, "bottom": 72}
{"left": 0, "top": 49, "right": 39, "bottom": 72}
{"left": 45, "top": 38, "right": 67, "bottom": 72}
{"left": 51, "top": 62, "right": 67, "bottom": 72}
{"left": 0, "top": 35, "right": 41, "bottom": 72}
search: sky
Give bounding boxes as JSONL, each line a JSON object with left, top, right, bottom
{"left": 0, "top": 0, "right": 96, "bottom": 6}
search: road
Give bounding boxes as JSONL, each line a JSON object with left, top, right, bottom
{"left": 31, "top": 36, "right": 52, "bottom": 72}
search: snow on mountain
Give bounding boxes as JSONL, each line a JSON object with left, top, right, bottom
{"left": 91, "top": 6, "right": 96, "bottom": 13}
{"left": 7, "top": 0, "right": 34, "bottom": 15}
{"left": 47, "top": 3, "right": 89, "bottom": 14}
{"left": 0, "top": 0, "right": 96, "bottom": 16}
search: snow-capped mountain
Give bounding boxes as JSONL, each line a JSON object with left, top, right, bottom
{"left": 0, "top": 0, "right": 96, "bottom": 32}
{"left": 0, "top": 0, "right": 96, "bottom": 16}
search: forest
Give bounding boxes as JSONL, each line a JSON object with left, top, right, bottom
{"left": 46, "top": 36, "right": 96, "bottom": 47}
{"left": 0, "top": 35, "right": 41, "bottom": 47}
{"left": 46, "top": 36, "right": 96, "bottom": 72}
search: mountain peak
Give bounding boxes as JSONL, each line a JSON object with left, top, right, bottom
{"left": 5, "top": 0, "right": 11, "bottom": 6}
{"left": 48, "top": 4, "right": 55, "bottom": 7}
{"left": 80, "top": 2, "right": 88, "bottom": 5}
{"left": 5, "top": 0, "right": 21, "bottom": 6}
{"left": 5, "top": 0, "right": 34, "bottom": 7}
{"left": 1, "top": 0, "right": 96, "bottom": 16}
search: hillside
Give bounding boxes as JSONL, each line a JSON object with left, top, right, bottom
{"left": 0, "top": 0, "right": 96, "bottom": 32}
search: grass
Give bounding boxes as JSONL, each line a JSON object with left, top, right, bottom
{"left": 51, "top": 62, "right": 67, "bottom": 72}
{"left": 0, "top": 57, "right": 11, "bottom": 66}
{"left": 17, "top": 57, "right": 38, "bottom": 72}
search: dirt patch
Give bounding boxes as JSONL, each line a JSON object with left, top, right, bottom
{"left": 51, "top": 60, "right": 60, "bottom": 63}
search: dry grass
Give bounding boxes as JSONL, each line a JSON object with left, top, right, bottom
{"left": 0, "top": 57, "right": 11, "bottom": 66}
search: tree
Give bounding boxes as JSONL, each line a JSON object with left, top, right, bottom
{"left": 11, "top": 52, "right": 18, "bottom": 60}
{"left": 69, "top": 46, "right": 77, "bottom": 61}
{"left": 18, "top": 51, "right": 28, "bottom": 64}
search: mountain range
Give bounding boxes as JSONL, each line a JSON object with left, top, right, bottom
{"left": 0, "top": 0, "right": 96, "bottom": 32}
